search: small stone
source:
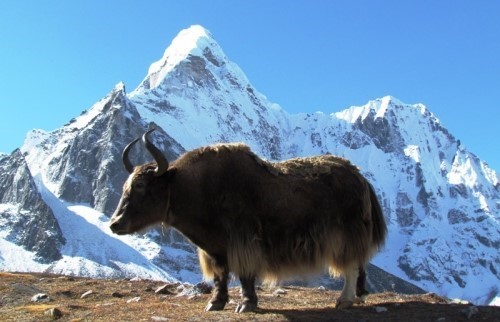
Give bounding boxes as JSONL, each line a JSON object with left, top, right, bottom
{"left": 155, "top": 284, "right": 174, "bottom": 295}
{"left": 130, "top": 277, "right": 141, "bottom": 282}
{"left": 273, "top": 288, "right": 287, "bottom": 296}
{"left": 151, "top": 316, "right": 169, "bottom": 321}
{"left": 374, "top": 306, "right": 388, "bottom": 313}
{"left": 127, "top": 296, "right": 141, "bottom": 303}
{"left": 31, "top": 293, "right": 50, "bottom": 302}
{"left": 44, "top": 307, "right": 62, "bottom": 319}
{"left": 317, "top": 286, "right": 326, "bottom": 291}
{"left": 194, "top": 282, "right": 213, "bottom": 294}
{"left": 81, "top": 290, "right": 93, "bottom": 299}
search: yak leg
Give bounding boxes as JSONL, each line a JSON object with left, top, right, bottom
{"left": 235, "top": 276, "right": 258, "bottom": 313}
{"left": 336, "top": 266, "right": 358, "bottom": 309}
{"left": 356, "top": 266, "right": 369, "bottom": 302}
{"left": 205, "top": 259, "right": 229, "bottom": 311}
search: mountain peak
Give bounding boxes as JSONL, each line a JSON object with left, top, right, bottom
{"left": 335, "top": 96, "right": 432, "bottom": 124}
{"left": 144, "top": 25, "right": 226, "bottom": 89}
{"left": 112, "top": 81, "right": 126, "bottom": 94}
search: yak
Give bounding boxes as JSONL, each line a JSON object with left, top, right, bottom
{"left": 110, "top": 129, "right": 387, "bottom": 313}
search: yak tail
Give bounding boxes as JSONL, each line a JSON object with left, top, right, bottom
{"left": 369, "top": 183, "right": 387, "bottom": 248}
{"left": 355, "top": 183, "right": 387, "bottom": 298}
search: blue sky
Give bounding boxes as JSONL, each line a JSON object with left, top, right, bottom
{"left": 0, "top": 1, "right": 499, "bottom": 171}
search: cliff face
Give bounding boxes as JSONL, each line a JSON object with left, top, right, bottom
{"left": 0, "top": 150, "right": 64, "bottom": 263}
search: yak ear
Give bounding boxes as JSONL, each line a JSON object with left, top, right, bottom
{"left": 142, "top": 128, "right": 169, "bottom": 177}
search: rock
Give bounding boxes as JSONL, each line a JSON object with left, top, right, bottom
{"left": 374, "top": 306, "right": 388, "bottom": 313}
{"left": 44, "top": 307, "right": 62, "bottom": 319}
{"left": 194, "top": 282, "right": 212, "bottom": 294}
{"left": 80, "top": 290, "right": 93, "bottom": 298}
{"left": 155, "top": 284, "right": 174, "bottom": 295}
{"left": 31, "top": 293, "right": 50, "bottom": 302}
{"left": 127, "top": 296, "right": 141, "bottom": 303}
{"left": 151, "top": 316, "right": 169, "bottom": 321}
{"left": 273, "top": 288, "right": 287, "bottom": 296}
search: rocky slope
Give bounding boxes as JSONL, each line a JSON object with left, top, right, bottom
{"left": 1, "top": 272, "right": 498, "bottom": 322}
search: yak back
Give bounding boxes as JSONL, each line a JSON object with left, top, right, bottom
{"left": 173, "top": 142, "right": 359, "bottom": 177}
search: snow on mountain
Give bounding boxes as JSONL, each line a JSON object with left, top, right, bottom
{"left": 1, "top": 25, "right": 498, "bottom": 305}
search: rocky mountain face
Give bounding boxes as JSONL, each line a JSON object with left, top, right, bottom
{"left": 0, "top": 25, "right": 498, "bottom": 305}
{"left": 0, "top": 150, "right": 64, "bottom": 263}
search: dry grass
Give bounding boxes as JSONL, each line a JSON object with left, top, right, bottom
{"left": 0, "top": 272, "right": 498, "bottom": 321}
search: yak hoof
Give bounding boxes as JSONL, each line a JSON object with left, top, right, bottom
{"left": 235, "top": 301, "right": 257, "bottom": 313}
{"left": 355, "top": 294, "right": 368, "bottom": 304}
{"left": 335, "top": 299, "right": 354, "bottom": 310}
{"left": 205, "top": 300, "right": 226, "bottom": 311}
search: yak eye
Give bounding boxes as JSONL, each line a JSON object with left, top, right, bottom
{"left": 134, "top": 181, "right": 146, "bottom": 190}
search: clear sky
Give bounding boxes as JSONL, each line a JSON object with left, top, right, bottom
{"left": 1, "top": 1, "right": 499, "bottom": 171}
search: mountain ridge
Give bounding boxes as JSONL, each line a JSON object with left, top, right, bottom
{"left": 0, "top": 25, "right": 498, "bottom": 305}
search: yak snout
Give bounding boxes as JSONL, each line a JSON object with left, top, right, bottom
{"left": 109, "top": 216, "right": 124, "bottom": 235}
{"left": 109, "top": 209, "right": 130, "bottom": 235}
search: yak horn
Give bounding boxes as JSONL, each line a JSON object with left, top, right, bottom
{"left": 143, "top": 128, "right": 169, "bottom": 177}
{"left": 122, "top": 137, "right": 140, "bottom": 173}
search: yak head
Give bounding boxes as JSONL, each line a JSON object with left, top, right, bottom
{"left": 110, "top": 129, "right": 173, "bottom": 235}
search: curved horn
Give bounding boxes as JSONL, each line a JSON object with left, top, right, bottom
{"left": 142, "top": 128, "right": 169, "bottom": 177}
{"left": 122, "top": 137, "right": 140, "bottom": 173}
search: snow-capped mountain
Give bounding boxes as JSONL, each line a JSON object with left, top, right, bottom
{"left": 0, "top": 25, "right": 498, "bottom": 305}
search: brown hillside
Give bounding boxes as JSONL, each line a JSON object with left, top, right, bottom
{"left": 0, "top": 272, "right": 498, "bottom": 321}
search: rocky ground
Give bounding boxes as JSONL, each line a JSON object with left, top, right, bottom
{"left": 0, "top": 272, "right": 498, "bottom": 321}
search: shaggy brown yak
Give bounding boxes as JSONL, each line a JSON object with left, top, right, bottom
{"left": 110, "top": 129, "right": 387, "bottom": 313}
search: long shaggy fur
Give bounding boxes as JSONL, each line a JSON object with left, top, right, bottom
{"left": 191, "top": 144, "right": 387, "bottom": 283}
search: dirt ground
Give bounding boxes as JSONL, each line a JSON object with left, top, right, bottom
{"left": 0, "top": 272, "right": 498, "bottom": 321}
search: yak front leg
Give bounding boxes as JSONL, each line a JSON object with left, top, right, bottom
{"left": 205, "top": 267, "right": 229, "bottom": 311}
{"left": 199, "top": 250, "right": 229, "bottom": 311}
{"left": 235, "top": 276, "right": 258, "bottom": 313}
{"left": 336, "top": 265, "right": 358, "bottom": 309}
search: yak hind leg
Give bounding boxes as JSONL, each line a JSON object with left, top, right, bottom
{"left": 335, "top": 265, "right": 358, "bottom": 309}
{"left": 235, "top": 276, "right": 258, "bottom": 313}
{"left": 199, "top": 250, "right": 229, "bottom": 311}
{"left": 356, "top": 266, "right": 369, "bottom": 303}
